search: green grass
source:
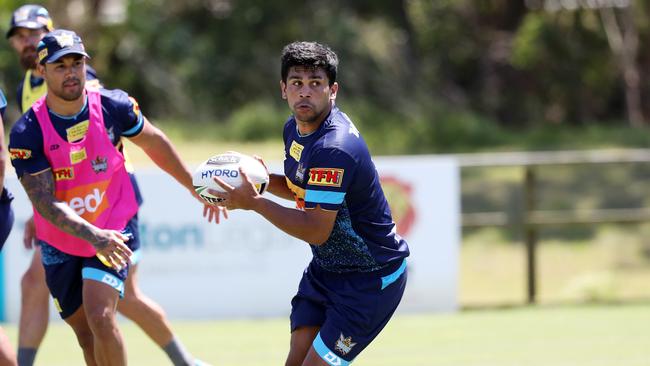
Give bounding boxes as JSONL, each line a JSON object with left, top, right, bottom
{"left": 2, "top": 304, "right": 649, "bottom": 365}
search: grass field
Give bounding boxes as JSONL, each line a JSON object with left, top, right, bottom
{"left": 2, "top": 303, "right": 649, "bottom": 365}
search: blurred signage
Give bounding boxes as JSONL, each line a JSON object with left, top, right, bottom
{"left": 2, "top": 156, "right": 459, "bottom": 321}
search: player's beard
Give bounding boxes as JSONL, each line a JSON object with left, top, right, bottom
{"left": 56, "top": 77, "right": 84, "bottom": 101}
{"left": 19, "top": 45, "right": 38, "bottom": 70}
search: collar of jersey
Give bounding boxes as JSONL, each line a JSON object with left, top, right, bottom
{"left": 48, "top": 95, "right": 89, "bottom": 120}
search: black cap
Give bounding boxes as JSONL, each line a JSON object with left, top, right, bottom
{"left": 37, "top": 29, "right": 89, "bottom": 65}
{"left": 6, "top": 5, "right": 53, "bottom": 39}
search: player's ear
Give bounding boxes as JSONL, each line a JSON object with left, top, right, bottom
{"left": 37, "top": 63, "right": 46, "bottom": 76}
{"left": 330, "top": 82, "right": 338, "bottom": 101}
{"left": 280, "top": 80, "right": 287, "bottom": 100}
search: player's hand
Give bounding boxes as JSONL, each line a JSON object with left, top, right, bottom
{"left": 203, "top": 203, "right": 228, "bottom": 224}
{"left": 209, "top": 167, "right": 260, "bottom": 211}
{"left": 93, "top": 230, "right": 133, "bottom": 271}
{"left": 23, "top": 216, "right": 36, "bottom": 249}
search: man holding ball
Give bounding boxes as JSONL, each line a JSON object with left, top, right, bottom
{"left": 208, "top": 41, "right": 409, "bottom": 366}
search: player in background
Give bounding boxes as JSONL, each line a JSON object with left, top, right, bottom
{"left": 207, "top": 41, "right": 409, "bottom": 366}
{"left": 7, "top": 5, "right": 212, "bottom": 366}
{"left": 0, "top": 89, "right": 17, "bottom": 366}
{"left": 9, "top": 28, "right": 222, "bottom": 365}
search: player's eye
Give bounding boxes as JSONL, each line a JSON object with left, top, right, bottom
{"left": 310, "top": 81, "right": 321, "bottom": 87}
{"left": 291, "top": 80, "right": 302, "bottom": 87}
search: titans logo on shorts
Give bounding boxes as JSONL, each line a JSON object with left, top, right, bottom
{"left": 283, "top": 105, "right": 409, "bottom": 273}
{"left": 291, "top": 259, "right": 408, "bottom": 365}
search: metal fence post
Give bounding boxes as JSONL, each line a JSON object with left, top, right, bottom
{"left": 524, "top": 166, "right": 537, "bottom": 304}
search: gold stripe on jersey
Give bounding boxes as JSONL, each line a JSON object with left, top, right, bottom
{"left": 285, "top": 177, "right": 306, "bottom": 210}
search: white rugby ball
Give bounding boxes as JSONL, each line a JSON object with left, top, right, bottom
{"left": 192, "top": 152, "right": 269, "bottom": 204}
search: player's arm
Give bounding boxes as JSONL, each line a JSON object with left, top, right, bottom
{"left": 267, "top": 173, "right": 294, "bottom": 201}
{"left": 128, "top": 117, "right": 194, "bottom": 193}
{"left": 19, "top": 171, "right": 131, "bottom": 267}
{"left": 212, "top": 169, "right": 337, "bottom": 245}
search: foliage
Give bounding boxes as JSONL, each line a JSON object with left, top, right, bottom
{"left": 2, "top": 0, "right": 650, "bottom": 152}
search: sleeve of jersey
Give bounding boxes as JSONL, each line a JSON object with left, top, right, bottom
{"left": 304, "top": 148, "right": 357, "bottom": 211}
{"left": 8, "top": 116, "right": 49, "bottom": 178}
{"left": 116, "top": 93, "right": 144, "bottom": 137}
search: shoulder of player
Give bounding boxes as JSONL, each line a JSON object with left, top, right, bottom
{"left": 97, "top": 88, "right": 135, "bottom": 112}
{"left": 10, "top": 110, "right": 40, "bottom": 136}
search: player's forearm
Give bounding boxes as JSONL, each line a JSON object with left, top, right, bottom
{"left": 267, "top": 173, "right": 294, "bottom": 201}
{"left": 20, "top": 174, "right": 103, "bottom": 247}
{"left": 142, "top": 138, "right": 193, "bottom": 190}
{"left": 133, "top": 125, "right": 194, "bottom": 192}
{"left": 251, "top": 197, "right": 330, "bottom": 245}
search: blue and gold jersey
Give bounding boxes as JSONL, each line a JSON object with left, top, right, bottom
{"left": 283, "top": 105, "right": 409, "bottom": 273}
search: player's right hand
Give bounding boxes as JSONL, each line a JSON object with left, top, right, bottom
{"left": 93, "top": 230, "right": 133, "bottom": 270}
{"left": 23, "top": 216, "right": 36, "bottom": 249}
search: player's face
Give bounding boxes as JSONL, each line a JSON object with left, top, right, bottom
{"left": 40, "top": 55, "right": 86, "bottom": 101}
{"left": 281, "top": 66, "right": 338, "bottom": 125}
{"left": 8, "top": 27, "right": 47, "bottom": 70}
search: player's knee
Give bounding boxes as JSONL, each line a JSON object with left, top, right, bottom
{"left": 85, "top": 308, "right": 117, "bottom": 336}
{"left": 73, "top": 327, "right": 94, "bottom": 351}
{"left": 20, "top": 269, "right": 44, "bottom": 294}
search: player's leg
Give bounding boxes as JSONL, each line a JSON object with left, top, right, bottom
{"left": 285, "top": 267, "right": 328, "bottom": 366}
{"left": 117, "top": 216, "right": 199, "bottom": 366}
{"left": 63, "top": 306, "right": 97, "bottom": 366}
{"left": 286, "top": 326, "right": 320, "bottom": 366}
{"left": 17, "top": 248, "right": 49, "bottom": 366}
{"left": 0, "top": 327, "right": 17, "bottom": 366}
{"left": 118, "top": 262, "right": 195, "bottom": 366}
{"left": 83, "top": 277, "right": 126, "bottom": 366}
{"left": 308, "top": 259, "right": 408, "bottom": 366}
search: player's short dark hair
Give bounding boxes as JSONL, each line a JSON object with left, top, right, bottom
{"left": 281, "top": 41, "right": 338, "bottom": 86}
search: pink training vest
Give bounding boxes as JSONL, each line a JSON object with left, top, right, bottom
{"left": 32, "top": 87, "right": 138, "bottom": 257}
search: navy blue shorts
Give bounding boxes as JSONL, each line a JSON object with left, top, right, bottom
{"left": 290, "top": 259, "right": 407, "bottom": 365}
{"left": 0, "top": 188, "right": 15, "bottom": 252}
{"left": 40, "top": 216, "right": 139, "bottom": 319}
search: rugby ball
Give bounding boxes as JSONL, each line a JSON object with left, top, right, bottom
{"left": 192, "top": 152, "right": 269, "bottom": 204}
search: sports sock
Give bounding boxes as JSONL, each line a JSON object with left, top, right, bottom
{"left": 163, "top": 337, "right": 195, "bottom": 366}
{"left": 17, "top": 347, "right": 37, "bottom": 366}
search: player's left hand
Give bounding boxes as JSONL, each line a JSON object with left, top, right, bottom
{"left": 203, "top": 203, "right": 228, "bottom": 224}
{"left": 208, "top": 167, "right": 260, "bottom": 211}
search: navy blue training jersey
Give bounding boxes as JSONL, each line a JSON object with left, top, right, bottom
{"left": 9, "top": 87, "right": 144, "bottom": 180}
{"left": 283, "top": 105, "right": 410, "bottom": 273}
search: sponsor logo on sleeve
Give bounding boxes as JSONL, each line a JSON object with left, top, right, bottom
{"left": 308, "top": 168, "right": 344, "bottom": 187}
{"left": 9, "top": 148, "right": 32, "bottom": 160}
{"left": 53, "top": 167, "right": 74, "bottom": 181}
{"left": 289, "top": 141, "right": 304, "bottom": 162}
{"left": 128, "top": 96, "right": 141, "bottom": 118}
{"left": 70, "top": 147, "right": 87, "bottom": 164}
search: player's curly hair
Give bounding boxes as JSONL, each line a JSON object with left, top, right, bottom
{"left": 281, "top": 41, "right": 338, "bottom": 86}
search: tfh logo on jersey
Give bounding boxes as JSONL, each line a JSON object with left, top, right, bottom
{"left": 308, "top": 168, "right": 344, "bottom": 187}
{"left": 56, "top": 181, "right": 110, "bottom": 222}
{"left": 9, "top": 148, "right": 32, "bottom": 160}
{"left": 53, "top": 167, "right": 74, "bottom": 181}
